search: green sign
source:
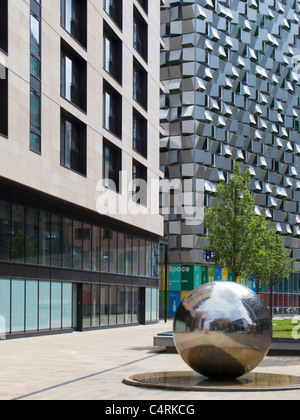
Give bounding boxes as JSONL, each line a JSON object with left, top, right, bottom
{"left": 201, "top": 266, "right": 208, "bottom": 284}
{"left": 208, "top": 266, "right": 215, "bottom": 283}
{"left": 194, "top": 266, "right": 201, "bottom": 288}
{"left": 181, "top": 266, "right": 194, "bottom": 291}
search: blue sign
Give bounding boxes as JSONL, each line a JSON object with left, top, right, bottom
{"left": 168, "top": 292, "right": 181, "bottom": 317}
{"left": 215, "top": 266, "right": 222, "bottom": 281}
{"left": 205, "top": 251, "right": 213, "bottom": 262}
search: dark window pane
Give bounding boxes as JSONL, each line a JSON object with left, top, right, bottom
{"left": 11, "top": 204, "right": 25, "bottom": 263}
{"left": 51, "top": 215, "right": 62, "bottom": 267}
{"left": 83, "top": 284, "right": 91, "bottom": 328}
{"left": 92, "top": 226, "right": 100, "bottom": 272}
{"left": 100, "top": 285, "right": 109, "bottom": 326}
{"left": 0, "top": 200, "right": 10, "bottom": 262}
{"left": 62, "top": 218, "right": 72, "bottom": 268}
{"left": 25, "top": 208, "right": 39, "bottom": 265}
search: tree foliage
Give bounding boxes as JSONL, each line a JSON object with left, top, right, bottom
{"left": 204, "top": 163, "right": 264, "bottom": 282}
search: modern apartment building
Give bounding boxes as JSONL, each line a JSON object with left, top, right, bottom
{"left": 0, "top": 0, "right": 164, "bottom": 337}
{"left": 160, "top": 0, "right": 300, "bottom": 315}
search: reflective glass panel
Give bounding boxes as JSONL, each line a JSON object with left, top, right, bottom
{"left": 39, "top": 281, "right": 50, "bottom": 330}
{"left": 11, "top": 280, "right": 25, "bottom": 333}
{"left": 51, "top": 282, "right": 62, "bottom": 330}
{"left": 26, "top": 280, "right": 38, "bottom": 332}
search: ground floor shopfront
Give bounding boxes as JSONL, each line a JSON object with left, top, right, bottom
{"left": 0, "top": 279, "right": 159, "bottom": 338}
{"left": 0, "top": 179, "right": 160, "bottom": 338}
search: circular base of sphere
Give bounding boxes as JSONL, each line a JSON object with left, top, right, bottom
{"left": 123, "top": 371, "right": 300, "bottom": 392}
{"left": 173, "top": 282, "right": 272, "bottom": 379}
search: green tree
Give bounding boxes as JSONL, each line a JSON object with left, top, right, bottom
{"left": 204, "top": 162, "right": 266, "bottom": 282}
{"left": 247, "top": 227, "right": 295, "bottom": 318}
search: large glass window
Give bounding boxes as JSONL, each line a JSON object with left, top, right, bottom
{"left": 145, "top": 241, "right": 151, "bottom": 277}
{"left": 61, "top": 110, "right": 87, "bottom": 176}
{"left": 0, "top": 200, "right": 10, "bottom": 262}
{"left": 103, "top": 139, "right": 122, "bottom": 193}
{"left": 73, "top": 220, "right": 83, "bottom": 270}
{"left": 61, "top": 42, "right": 87, "bottom": 111}
{"left": 133, "top": 59, "right": 148, "bottom": 110}
{"left": 117, "top": 233, "right": 125, "bottom": 274}
{"left": 103, "top": 23, "right": 122, "bottom": 84}
{"left": 101, "top": 229, "right": 110, "bottom": 273}
{"left": 39, "top": 281, "right": 50, "bottom": 330}
{"left": 139, "top": 239, "right": 146, "bottom": 277}
{"left": 51, "top": 215, "right": 62, "bottom": 267}
{"left": 100, "top": 285, "right": 109, "bottom": 326}
{"left": 92, "top": 284, "right": 100, "bottom": 327}
{"left": 39, "top": 211, "right": 51, "bottom": 266}
{"left": 132, "top": 288, "right": 139, "bottom": 323}
{"left": 82, "top": 224, "right": 91, "bottom": 271}
{"left": 83, "top": 284, "right": 92, "bottom": 328}
{"left": 104, "top": 0, "right": 123, "bottom": 29}
{"left": 110, "top": 231, "right": 117, "bottom": 274}
{"left": 11, "top": 204, "right": 25, "bottom": 263}
{"left": 125, "top": 287, "right": 132, "bottom": 324}
{"left": 133, "top": 109, "right": 147, "bottom": 158}
{"left": 61, "top": 0, "right": 87, "bottom": 48}
{"left": 133, "top": 7, "right": 148, "bottom": 62}
{"left": 125, "top": 235, "right": 132, "bottom": 275}
{"left": 0, "top": 279, "right": 10, "bottom": 334}
{"left": 117, "top": 286, "right": 125, "bottom": 325}
{"left": 103, "top": 82, "right": 122, "bottom": 139}
{"left": 51, "top": 282, "right": 62, "bottom": 330}
{"left": 132, "top": 160, "right": 148, "bottom": 207}
{"left": 11, "top": 280, "right": 25, "bottom": 333}
{"left": 132, "top": 237, "right": 139, "bottom": 276}
{"left": 25, "top": 208, "right": 39, "bottom": 265}
{"left": 62, "top": 283, "right": 73, "bottom": 328}
{"left": 62, "top": 218, "right": 73, "bottom": 268}
{"left": 92, "top": 226, "right": 101, "bottom": 272}
{"left": 109, "top": 286, "right": 117, "bottom": 325}
{"left": 26, "top": 280, "right": 38, "bottom": 332}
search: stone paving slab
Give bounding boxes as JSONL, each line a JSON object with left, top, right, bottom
{"left": 0, "top": 321, "right": 299, "bottom": 400}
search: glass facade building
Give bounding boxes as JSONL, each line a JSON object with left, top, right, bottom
{"left": 0, "top": 0, "right": 163, "bottom": 337}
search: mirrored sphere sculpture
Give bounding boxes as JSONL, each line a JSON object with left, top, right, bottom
{"left": 173, "top": 282, "right": 272, "bottom": 380}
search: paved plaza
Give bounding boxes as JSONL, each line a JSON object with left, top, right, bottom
{"left": 0, "top": 321, "right": 299, "bottom": 401}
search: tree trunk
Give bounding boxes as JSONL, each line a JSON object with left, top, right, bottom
{"left": 269, "top": 283, "right": 273, "bottom": 321}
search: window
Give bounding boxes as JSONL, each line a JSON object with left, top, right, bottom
{"left": 133, "top": 58, "right": 148, "bottom": 110}
{"left": 30, "top": 90, "right": 41, "bottom": 152}
{"left": 104, "top": 0, "right": 123, "bottom": 29}
{"left": 61, "top": 110, "right": 87, "bottom": 176}
{"left": 30, "top": 2, "right": 42, "bottom": 153}
{"left": 137, "top": 0, "right": 148, "bottom": 14}
{"left": 133, "top": 7, "right": 148, "bottom": 62}
{"left": 133, "top": 108, "right": 147, "bottom": 158}
{"left": 61, "top": 0, "right": 87, "bottom": 48}
{"left": 103, "top": 82, "right": 122, "bottom": 138}
{"left": 0, "top": 0, "right": 8, "bottom": 53}
{"left": 132, "top": 159, "right": 147, "bottom": 207}
{"left": 0, "top": 66, "right": 8, "bottom": 137}
{"left": 103, "top": 139, "right": 122, "bottom": 193}
{"left": 103, "top": 23, "right": 122, "bottom": 84}
{"left": 61, "top": 41, "right": 87, "bottom": 112}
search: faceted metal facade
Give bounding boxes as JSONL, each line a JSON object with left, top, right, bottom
{"left": 160, "top": 0, "right": 300, "bottom": 271}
